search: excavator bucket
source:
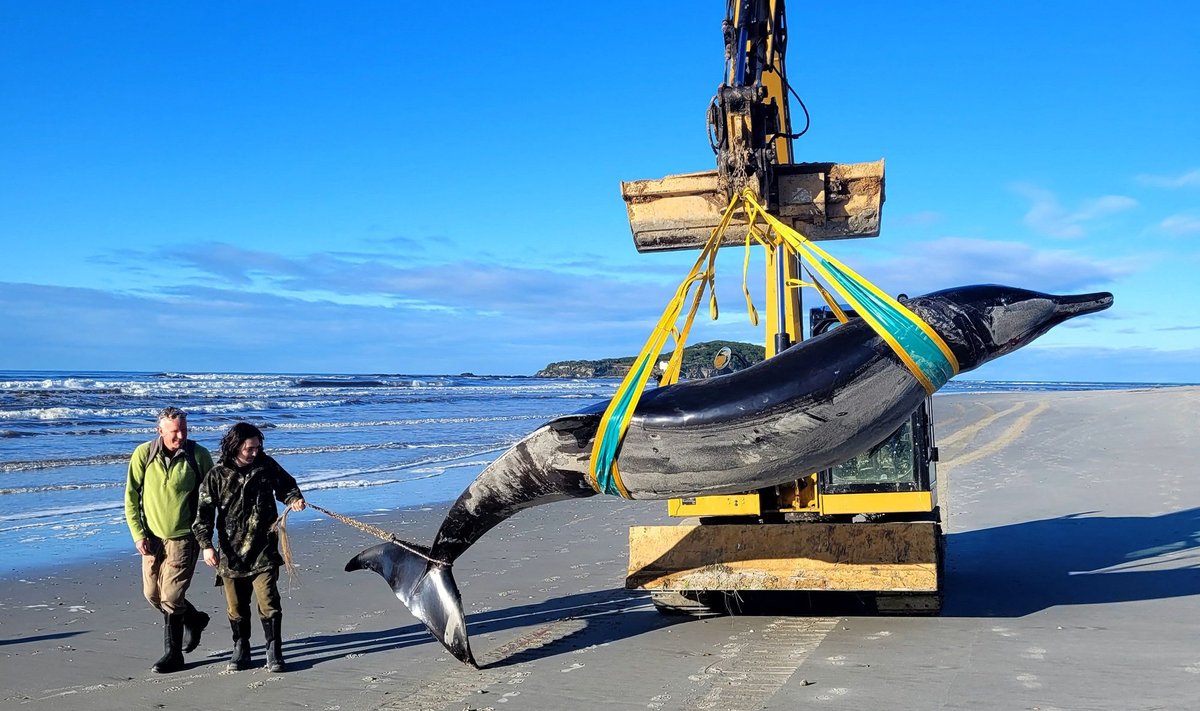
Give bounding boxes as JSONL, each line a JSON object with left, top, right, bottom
{"left": 622, "top": 160, "right": 885, "bottom": 252}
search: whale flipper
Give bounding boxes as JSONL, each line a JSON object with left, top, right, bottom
{"left": 345, "top": 542, "right": 475, "bottom": 667}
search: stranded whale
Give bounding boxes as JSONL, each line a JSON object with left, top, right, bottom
{"left": 347, "top": 284, "right": 1113, "bottom": 666}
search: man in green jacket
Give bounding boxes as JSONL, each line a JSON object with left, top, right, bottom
{"left": 124, "top": 406, "right": 215, "bottom": 674}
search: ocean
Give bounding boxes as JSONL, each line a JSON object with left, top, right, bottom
{"left": 0, "top": 370, "right": 1180, "bottom": 576}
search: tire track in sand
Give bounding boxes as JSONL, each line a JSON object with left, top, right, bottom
{"left": 373, "top": 618, "right": 587, "bottom": 710}
{"left": 937, "top": 402, "right": 1018, "bottom": 450}
{"left": 374, "top": 596, "right": 650, "bottom": 710}
{"left": 683, "top": 617, "right": 838, "bottom": 711}
{"left": 939, "top": 401, "right": 1049, "bottom": 472}
{"left": 372, "top": 606, "right": 836, "bottom": 711}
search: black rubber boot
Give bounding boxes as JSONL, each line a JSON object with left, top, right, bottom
{"left": 227, "top": 617, "right": 251, "bottom": 671}
{"left": 151, "top": 612, "right": 185, "bottom": 673}
{"left": 182, "top": 604, "right": 209, "bottom": 653}
{"left": 261, "top": 614, "right": 285, "bottom": 672}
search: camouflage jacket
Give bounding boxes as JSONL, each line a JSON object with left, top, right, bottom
{"left": 192, "top": 454, "right": 303, "bottom": 578}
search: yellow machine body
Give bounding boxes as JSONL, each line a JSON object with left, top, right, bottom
{"left": 627, "top": 522, "right": 940, "bottom": 595}
{"left": 622, "top": 0, "right": 942, "bottom": 611}
{"left": 667, "top": 486, "right": 934, "bottom": 519}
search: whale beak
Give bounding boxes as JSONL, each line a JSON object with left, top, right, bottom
{"left": 1052, "top": 291, "right": 1114, "bottom": 318}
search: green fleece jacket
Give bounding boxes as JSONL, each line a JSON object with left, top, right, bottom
{"left": 124, "top": 439, "right": 214, "bottom": 541}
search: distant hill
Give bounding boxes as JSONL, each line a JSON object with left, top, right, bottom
{"left": 536, "top": 340, "right": 766, "bottom": 379}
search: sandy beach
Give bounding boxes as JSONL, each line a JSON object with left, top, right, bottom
{"left": 2, "top": 386, "right": 1198, "bottom": 710}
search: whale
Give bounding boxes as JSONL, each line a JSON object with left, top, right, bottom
{"left": 346, "top": 284, "right": 1113, "bottom": 666}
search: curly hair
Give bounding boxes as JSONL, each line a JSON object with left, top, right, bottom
{"left": 218, "top": 422, "right": 265, "bottom": 465}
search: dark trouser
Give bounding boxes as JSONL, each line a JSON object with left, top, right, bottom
{"left": 221, "top": 568, "right": 281, "bottom": 621}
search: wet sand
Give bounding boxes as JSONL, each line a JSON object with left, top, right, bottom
{"left": 2, "top": 386, "right": 1198, "bottom": 710}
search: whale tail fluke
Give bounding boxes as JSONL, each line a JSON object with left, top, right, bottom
{"left": 345, "top": 542, "right": 476, "bottom": 667}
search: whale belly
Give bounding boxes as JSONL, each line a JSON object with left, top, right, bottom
{"left": 614, "top": 358, "right": 925, "bottom": 499}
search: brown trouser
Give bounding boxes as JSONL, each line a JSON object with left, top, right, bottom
{"left": 142, "top": 535, "right": 198, "bottom": 615}
{"left": 221, "top": 567, "right": 282, "bottom": 621}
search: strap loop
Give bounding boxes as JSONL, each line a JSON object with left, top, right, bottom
{"left": 588, "top": 189, "right": 960, "bottom": 498}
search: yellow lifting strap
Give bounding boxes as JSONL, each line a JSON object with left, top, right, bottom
{"left": 588, "top": 193, "right": 742, "bottom": 497}
{"left": 787, "top": 274, "right": 852, "bottom": 325}
{"left": 741, "top": 189, "right": 960, "bottom": 394}
{"left": 588, "top": 190, "right": 960, "bottom": 498}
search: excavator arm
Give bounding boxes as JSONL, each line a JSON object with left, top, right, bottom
{"left": 621, "top": 0, "right": 885, "bottom": 354}
{"left": 710, "top": 0, "right": 795, "bottom": 202}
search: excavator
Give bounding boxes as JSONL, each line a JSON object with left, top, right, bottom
{"left": 621, "top": 0, "right": 943, "bottom": 614}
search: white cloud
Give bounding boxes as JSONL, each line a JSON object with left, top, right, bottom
{"left": 16, "top": 230, "right": 1139, "bottom": 375}
{"left": 1011, "top": 183, "right": 1137, "bottom": 239}
{"left": 1135, "top": 169, "right": 1200, "bottom": 189}
{"left": 1158, "top": 213, "right": 1200, "bottom": 236}
{"left": 0, "top": 254, "right": 692, "bottom": 374}
{"left": 839, "top": 237, "right": 1129, "bottom": 296}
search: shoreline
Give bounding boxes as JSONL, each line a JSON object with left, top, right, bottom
{"left": 3, "top": 501, "right": 459, "bottom": 582}
{"left": 3, "top": 386, "right": 1199, "bottom": 710}
{"left": 0, "top": 454, "right": 496, "bottom": 578}
{"left": 5, "top": 383, "right": 1194, "bottom": 580}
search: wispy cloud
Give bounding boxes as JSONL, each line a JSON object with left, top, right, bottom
{"left": 890, "top": 211, "right": 942, "bottom": 228}
{"left": 132, "top": 241, "right": 693, "bottom": 325}
{"left": 79, "top": 238, "right": 720, "bottom": 365}
{"left": 169, "top": 243, "right": 299, "bottom": 286}
{"left": 0, "top": 278, "right": 673, "bottom": 374}
{"left": 842, "top": 237, "right": 1129, "bottom": 296}
{"left": 1135, "top": 169, "right": 1200, "bottom": 189}
{"left": 0, "top": 243, "right": 1183, "bottom": 379}
{"left": 966, "top": 345, "right": 1200, "bottom": 384}
{"left": 1011, "top": 183, "right": 1137, "bottom": 238}
{"left": 1158, "top": 213, "right": 1200, "bottom": 236}
{"left": 20, "top": 233, "right": 1139, "bottom": 374}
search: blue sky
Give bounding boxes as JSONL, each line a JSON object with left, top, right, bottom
{"left": 1, "top": 2, "right": 1197, "bottom": 382}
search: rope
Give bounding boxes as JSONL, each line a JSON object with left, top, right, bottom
{"left": 273, "top": 509, "right": 301, "bottom": 584}
{"left": 272, "top": 502, "right": 443, "bottom": 583}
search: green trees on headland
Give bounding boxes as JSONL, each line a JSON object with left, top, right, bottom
{"left": 535, "top": 340, "right": 765, "bottom": 379}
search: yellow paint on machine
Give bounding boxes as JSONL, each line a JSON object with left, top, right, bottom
{"left": 818, "top": 491, "right": 935, "bottom": 515}
{"left": 664, "top": 488, "right": 933, "bottom": 518}
{"left": 667, "top": 493, "right": 762, "bottom": 517}
{"left": 626, "top": 521, "right": 940, "bottom": 592}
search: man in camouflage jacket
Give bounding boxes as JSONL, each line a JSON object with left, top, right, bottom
{"left": 194, "top": 422, "right": 305, "bottom": 672}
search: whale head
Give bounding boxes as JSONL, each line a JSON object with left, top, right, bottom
{"left": 909, "top": 285, "right": 1113, "bottom": 374}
